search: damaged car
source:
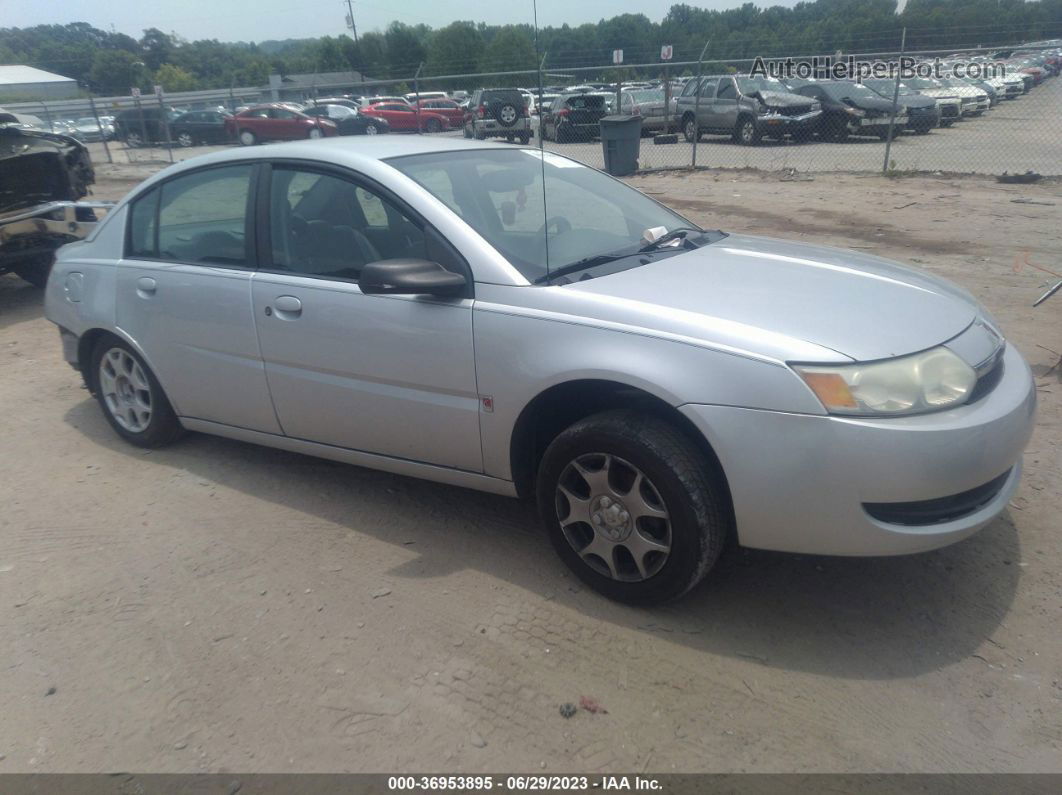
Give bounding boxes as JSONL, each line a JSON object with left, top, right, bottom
{"left": 676, "top": 75, "right": 822, "bottom": 144}
{"left": 1, "top": 113, "right": 110, "bottom": 287}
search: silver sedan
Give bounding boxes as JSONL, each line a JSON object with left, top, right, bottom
{"left": 44, "top": 138, "right": 1035, "bottom": 604}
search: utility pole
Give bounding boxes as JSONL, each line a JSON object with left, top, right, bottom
{"left": 344, "top": 0, "right": 359, "bottom": 45}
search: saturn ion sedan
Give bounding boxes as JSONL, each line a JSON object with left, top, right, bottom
{"left": 44, "top": 138, "right": 1035, "bottom": 604}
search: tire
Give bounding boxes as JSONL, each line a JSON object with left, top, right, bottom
{"left": 125, "top": 131, "right": 143, "bottom": 148}
{"left": 536, "top": 410, "right": 731, "bottom": 605}
{"left": 494, "top": 102, "right": 519, "bottom": 128}
{"left": 734, "top": 115, "right": 761, "bottom": 146}
{"left": 556, "top": 123, "right": 570, "bottom": 143}
{"left": 176, "top": 132, "right": 194, "bottom": 147}
{"left": 474, "top": 128, "right": 487, "bottom": 140}
{"left": 90, "top": 337, "right": 183, "bottom": 449}
{"left": 238, "top": 129, "right": 257, "bottom": 146}
{"left": 463, "top": 123, "right": 473, "bottom": 139}
{"left": 517, "top": 131, "right": 530, "bottom": 145}
{"left": 682, "top": 115, "right": 699, "bottom": 144}
{"left": 308, "top": 127, "right": 324, "bottom": 139}
{"left": 13, "top": 257, "right": 53, "bottom": 289}
{"left": 425, "top": 118, "right": 441, "bottom": 133}
{"left": 364, "top": 123, "right": 380, "bottom": 135}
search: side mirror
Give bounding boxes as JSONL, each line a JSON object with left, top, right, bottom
{"left": 359, "top": 258, "right": 467, "bottom": 297}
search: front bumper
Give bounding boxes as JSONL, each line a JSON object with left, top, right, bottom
{"left": 755, "top": 109, "right": 821, "bottom": 133}
{"left": 680, "top": 343, "right": 1035, "bottom": 556}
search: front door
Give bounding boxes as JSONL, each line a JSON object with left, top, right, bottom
{"left": 709, "top": 77, "right": 739, "bottom": 131}
{"left": 115, "top": 163, "right": 281, "bottom": 433}
{"left": 250, "top": 164, "right": 483, "bottom": 471}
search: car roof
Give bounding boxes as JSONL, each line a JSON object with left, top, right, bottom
{"left": 127, "top": 136, "right": 528, "bottom": 194}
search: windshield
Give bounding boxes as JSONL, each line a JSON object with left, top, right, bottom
{"left": 822, "top": 82, "right": 878, "bottom": 100}
{"left": 389, "top": 148, "right": 696, "bottom": 283}
{"left": 903, "top": 77, "right": 943, "bottom": 90}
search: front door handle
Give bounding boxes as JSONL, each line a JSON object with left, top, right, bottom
{"left": 136, "top": 276, "right": 157, "bottom": 297}
{"left": 272, "top": 295, "right": 302, "bottom": 318}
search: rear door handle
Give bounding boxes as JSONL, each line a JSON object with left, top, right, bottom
{"left": 136, "top": 276, "right": 157, "bottom": 297}
{"left": 272, "top": 295, "right": 302, "bottom": 318}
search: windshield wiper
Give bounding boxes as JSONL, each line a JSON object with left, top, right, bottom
{"left": 639, "top": 226, "right": 704, "bottom": 252}
{"left": 533, "top": 250, "right": 637, "bottom": 284}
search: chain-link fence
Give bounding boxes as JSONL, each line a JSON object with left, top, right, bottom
{"left": 7, "top": 40, "right": 1058, "bottom": 178}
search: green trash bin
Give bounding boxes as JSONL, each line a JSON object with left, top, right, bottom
{"left": 600, "top": 115, "right": 642, "bottom": 176}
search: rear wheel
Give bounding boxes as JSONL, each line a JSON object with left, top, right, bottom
{"left": 424, "top": 118, "right": 441, "bottom": 133}
{"left": 91, "top": 338, "right": 183, "bottom": 448}
{"left": 364, "top": 122, "right": 380, "bottom": 135}
{"left": 307, "top": 127, "right": 324, "bottom": 139}
{"left": 537, "top": 410, "right": 731, "bottom": 605}
{"left": 176, "top": 131, "right": 194, "bottom": 147}
{"left": 238, "top": 129, "right": 257, "bottom": 146}
{"left": 517, "top": 131, "right": 531, "bottom": 145}
{"left": 125, "top": 131, "right": 143, "bottom": 148}
{"left": 462, "top": 123, "right": 473, "bottom": 138}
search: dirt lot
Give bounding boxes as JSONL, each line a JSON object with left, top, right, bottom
{"left": 1, "top": 167, "right": 1060, "bottom": 773}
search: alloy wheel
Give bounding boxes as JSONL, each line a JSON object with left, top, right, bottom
{"left": 98, "top": 348, "right": 152, "bottom": 433}
{"left": 177, "top": 132, "right": 193, "bottom": 147}
{"left": 555, "top": 453, "right": 672, "bottom": 582}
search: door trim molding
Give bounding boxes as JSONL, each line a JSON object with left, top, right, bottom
{"left": 179, "top": 417, "right": 518, "bottom": 497}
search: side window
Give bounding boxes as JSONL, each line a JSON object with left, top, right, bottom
{"left": 269, "top": 168, "right": 427, "bottom": 280}
{"left": 156, "top": 165, "right": 253, "bottom": 265}
{"left": 700, "top": 79, "right": 718, "bottom": 98}
{"left": 681, "top": 80, "right": 697, "bottom": 97}
{"left": 716, "top": 79, "right": 736, "bottom": 100}
{"left": 127, "top": 187, "right": 159, "bottom": 258}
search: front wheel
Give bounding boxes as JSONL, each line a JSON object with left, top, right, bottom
{"left": 735, "top": 116, "right": 761, "bottom": 146}
{"left": 308, "top": 127, "right": 324, "bottom": 139}
{"left": 91, "top": 338, "right": 184, "bottom": 448}
{"left": 364, "top": 123, "right": 380, "bottom": 135}
{"left": 537, "top": 410, "right": 731, "bottom": 605}
{"left": 125, "top": 131, "right": 143, "bottom": 148}
{"left": 238, "top": 129, "right": 257, "bottom": 146}
{"left": 682, "top": 115, "right": 699, "bottom": 143}
{"left": 176, "top": 131, "right": 194, "bottom": 147}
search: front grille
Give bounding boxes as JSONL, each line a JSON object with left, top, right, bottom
{"left": 864, "top": 470, "right": 1011, "bottom": 526}
{"left": 941, "top": 105, "right": 960, "bottom": 118}
{"left": 781, "top": 104, "right": 813, "bottom": 116}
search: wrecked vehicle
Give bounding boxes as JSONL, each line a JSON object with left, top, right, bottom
{"left": 1, "top": 112, "right": 110, "bottom": 287}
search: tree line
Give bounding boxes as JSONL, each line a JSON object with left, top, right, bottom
{"left": 1, "top": 0, "right": 1059, "bottom": 97}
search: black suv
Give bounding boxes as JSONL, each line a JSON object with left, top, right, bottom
{"left": 541, "top": 93, "right": 610, "bottom": 142}
{"left": 113, "top": 106, "right": 181, "bottom": 147}
{"left": 463, "top": 89, "right": 531, "bottom": 143}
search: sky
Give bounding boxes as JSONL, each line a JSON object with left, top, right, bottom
{"left": 1, "top": 0, "right": 806, "bottom": 43}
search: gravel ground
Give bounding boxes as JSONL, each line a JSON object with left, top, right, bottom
{"left": 0, "top": 167, "right": 1060, "bottom": 773}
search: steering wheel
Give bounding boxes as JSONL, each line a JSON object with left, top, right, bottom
{"left": 538, "top": 216, "right": 573, "bottom": 236}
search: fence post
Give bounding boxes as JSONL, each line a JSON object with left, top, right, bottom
{"left": 663, "top": 63, "right": 670, "bottom": 133}
{"left": 414, "top": 62, "right": 423, "bottom": 134}
{"left": 157, "top": 89, "right": 173, "bottom": 163}
{"left": 882, "top": 27, "right": 907, "bottom": 174}
{"left": 538, "top": 51, "right": 548, "bottom": 150}
{"left": 691, "top": 39, "right": 711, "bottom": 169}
{"left": 88, "top": 93, "right": 113, "bottom": 164}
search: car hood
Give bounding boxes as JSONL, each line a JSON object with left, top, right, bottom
{"left": 751, "top": 89, "right": 815, "bottom": 107}
{"left": 895, "top": 93, "right": 937, "bottom": 109}
{"left": 560, "top": 234, "right": 978, "bottom": 363}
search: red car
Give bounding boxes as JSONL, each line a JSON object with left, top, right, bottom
{"left": 225, "top": 104, "right": 338, "bottom": 146}
{"left": 364, "top": 102, "right": 450, "bottom": 133}
{"left": 415, "top": 98, "right": 465, "bottom": 126}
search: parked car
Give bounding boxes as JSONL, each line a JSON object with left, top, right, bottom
{"left": 225, "top": 104, "right": 338, "bottom": 145}
{"left": 541, "top": 92, "right": 609, "bottom": 142}
{"left": 70, "top": 116, "right": 114, "bottom": 142}
{"left": 363, "top": 102, "right": 450, "bottom": 133}
{"left": 113, "top": 106, "right": 181, "bottom": 147}
{"left": 170, "top": 110, "right": 233, "bottom": 147}
{"left": 677, "top": 75, "right": 822, "bottom": 145}
{"left": 792, "top": 81, "right": 906, "bottom": 140}
{"left": 617, "top": 88, "right": 676, "bottom": 134}
{"left": 405, "top": 91, "right": 448, "bottom": 103}
{"left": 414, "top": 98, "right": 464, "bottom": 127}
{"left": 899, "top": 77, "right": 963, "bottom": 124}
{"left": 365, "top": 96, "right": 411, "bottom": 106}
{"left": 308, "top": 97, "right": 362, "bottom": 110}
{"left": 43, "top": 137, "right": 1035, "bottom": 605}
{"left": 860, "top": 79, "right": 941, "bottom": 134}
{"left": 303, "top": 103, "right": 390, "bottom": 135}
{"left": 463, "top": 88, "right": 531, "bottom": 143}
{"left": 936, "top": 77, "right": 990, "bottom": 115}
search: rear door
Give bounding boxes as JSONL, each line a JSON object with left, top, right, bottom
{"left": 115, "top": 163, "right": 280, "bottom": 432}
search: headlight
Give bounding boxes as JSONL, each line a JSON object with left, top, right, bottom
{"left": 794, "top": 346, "right": 976, "bottom": 416}
{"left": 844, "top": 106, "right": 866, "bottom": 117}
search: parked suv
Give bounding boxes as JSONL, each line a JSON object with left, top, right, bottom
{"left": 675, "top": 75, "right": 821, "bottom": 145}
{"left": 113, "top": 106, "right": 181, "bottom": 147}
{"left": 541, "top": 92, "right": 610, "bottom": 142}
{"left": 463, "top": 89, "right": 531, "bottom": 143}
